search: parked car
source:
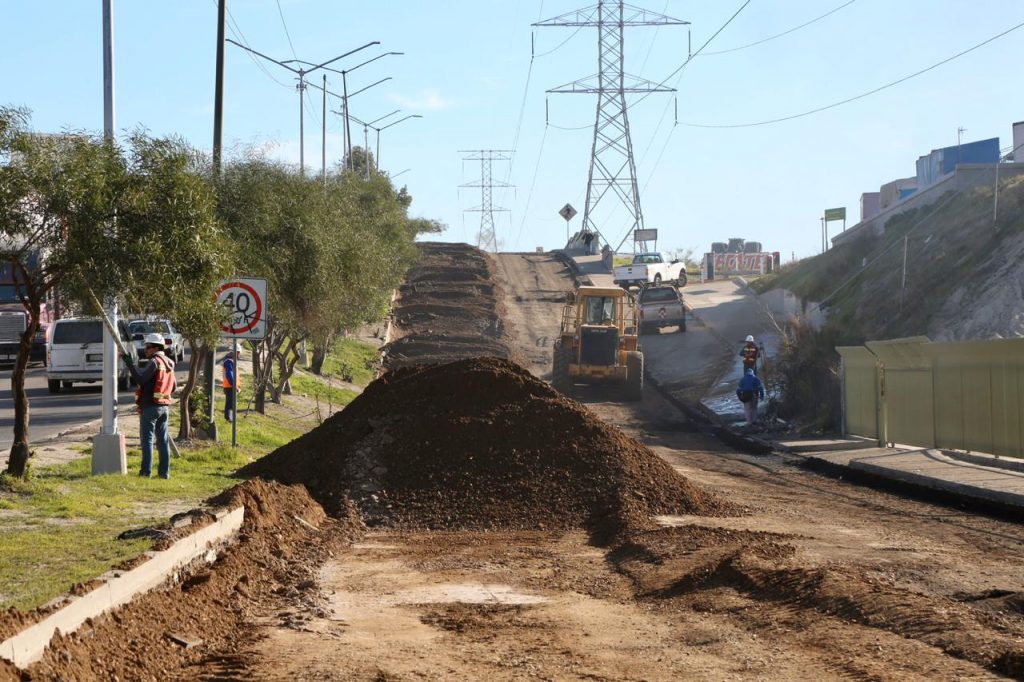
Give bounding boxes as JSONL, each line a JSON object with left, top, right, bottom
{"left": 45, "top": 317, "right": 138, "bottom": 393}
{"left": 637, "top": 284, "right": 686, "bottom": 334}
{"left": 128, "top": 318, "right": 184, "bottom": 363}
{"left": 613, "top": 252, "right": 687, "bottom": 289}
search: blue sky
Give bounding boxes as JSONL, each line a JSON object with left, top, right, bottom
{"left": 3, "top": 1, "right": 1023, "bottom": 260}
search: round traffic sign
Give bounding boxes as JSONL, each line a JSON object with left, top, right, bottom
{"left": 217, "top": 280, "right": 263, "bottom": 335}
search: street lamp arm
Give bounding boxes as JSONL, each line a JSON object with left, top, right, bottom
{"left": 333, "top": 109, "right": 368, "bottom": 127}
{"left": 348, "top": 76, "right": 392, "bottom": 99}
{"left": 225, "top": 38, "right": 300, "bottom": 73}
{"left": 306, "top": 80, "right": 344, "bottom": 100}
{"left": 310, "top": 41, "right": 381, "bottom": 74}
{"left": 316, "top": 51, "right": 405, "bottom": 77}
{"left": 378, "top": 114, "right": 422, "bottom": 132}
{"left": 368, "top": 109, "right": 402, "bottom": 126}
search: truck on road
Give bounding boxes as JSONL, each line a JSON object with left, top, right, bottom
{"left": 637, "top": 285, "right": 686, "bottom": 334}
{"left": 612, "top": 252, "right": 687, "bottom": 290}
{"left": 0, "top": 257, "right": 57, "bottom": 365}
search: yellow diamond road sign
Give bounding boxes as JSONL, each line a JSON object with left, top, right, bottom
{"left": 559, "top": 203, "right": 577, "bottom": 221}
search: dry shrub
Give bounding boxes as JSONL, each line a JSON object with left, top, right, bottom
{"left": 774, "top": 317, "right": 844, "bottom": 431}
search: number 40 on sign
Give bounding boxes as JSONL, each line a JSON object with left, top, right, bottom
{"left": 217, "top": 278, "right": 268, "bottom": 340}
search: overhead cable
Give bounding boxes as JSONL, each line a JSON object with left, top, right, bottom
{"left": 701, "top": 0, "right": 857, "bottom": 55}
{"left": 682, "top": 18, "right": 1024, "bottom": 129}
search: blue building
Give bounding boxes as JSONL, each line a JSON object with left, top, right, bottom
{"left": 915, "top": 137, "right": 1000, "bottom": 188}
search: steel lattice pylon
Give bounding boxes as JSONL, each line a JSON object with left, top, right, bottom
{"left": 535, "top": 2, "right": 687, "bottom": 252}
{"left": 460, "top": 150, "right": 512, "bottom": 253}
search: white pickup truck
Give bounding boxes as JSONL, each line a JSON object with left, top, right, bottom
{"left": 612, "top": 252, "right": 687, "bottom": 289}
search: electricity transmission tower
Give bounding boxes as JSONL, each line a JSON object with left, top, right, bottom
{"left": 535, "top": 2, "right": 687, "bottom": 252}
{"left": 460, "top": 150, "right": 513, "bottom": 253}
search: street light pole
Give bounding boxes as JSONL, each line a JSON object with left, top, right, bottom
{"left": 372, "top": 114, "right": 422, "bottom": 172}
{"left": 307, "top": 52, "right": 403, "bottom": 169}
{"left": 224, "top": 38, "right": 380, "bottom": 173}
{"left": 93, "top": 0, "right": 127, "bottom": 474}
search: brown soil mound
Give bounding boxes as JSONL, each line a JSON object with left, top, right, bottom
{"left": 240, "top": 357, "right": 737, "bottom": 543}
{"left": 383, "top": 242, "right": 516, "bottom": 368}
{"left": 2, "top": 480, "right": 359, "bottom": 682}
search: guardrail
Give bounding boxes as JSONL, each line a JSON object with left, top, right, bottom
{"left": 838, "top": 337, "right": 1024, "bottom": 457}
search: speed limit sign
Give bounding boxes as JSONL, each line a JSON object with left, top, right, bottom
{"left": 217, "top": 278, "right": 268, "bottom": 340}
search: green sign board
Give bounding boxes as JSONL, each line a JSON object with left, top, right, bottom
{"left": 824, "top": 207, "right": 846, "bottom": 221}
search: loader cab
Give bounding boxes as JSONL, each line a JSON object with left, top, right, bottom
{"left": 584, "top": 296, "right": 616, "bottom": 326}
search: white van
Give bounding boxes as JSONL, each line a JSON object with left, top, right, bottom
{"left": 45, "top": 318, "right": 138, "bottom": 394}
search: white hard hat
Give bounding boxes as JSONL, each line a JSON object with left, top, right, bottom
{"left": 745, "top": 335, "right": 754, "bottom": 342}
{"left": 144, "top": 332, "right": 165, "bottom": 346}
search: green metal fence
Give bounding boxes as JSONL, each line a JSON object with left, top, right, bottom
{"left": 838, "top": 337, "right": 1024, "bottom": 457}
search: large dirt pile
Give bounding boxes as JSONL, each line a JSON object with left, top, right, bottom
{"left": 3, "top": 480, "right": 359, "bottom": 682}
{"left": 241, "top": 357, "right": 737, "bottom": 542}
{"left": 383, "top": 242, "right": 516, "bottom": 367}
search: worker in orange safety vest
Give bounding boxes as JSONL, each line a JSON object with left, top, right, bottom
{"left": 740, "top": 335, "right": 760, "bottom": 375}
{"left": 122, "top": 332, "right": 177, "bottom": 478}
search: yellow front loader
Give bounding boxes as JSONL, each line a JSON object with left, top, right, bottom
{"left": 551, "top": 285, "right": 643, "bottom": 401}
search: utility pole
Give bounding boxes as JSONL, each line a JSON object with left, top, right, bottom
{"left": 957, "top": 126, "right": 967, "bottom": 166}
{"left": 93, "top": 0, "right": 127, "bottom": 473}
{"left": 535, "top": 2, "right": 687, "bottom": 252}
{"left": 205, "top": 0, "right": 227, "bottom": 441}
{"left": 460, "top": 150, "right": 513, "bottom": 253}
{"left": 321, "top": 74, "right": 327, "bottom": 183}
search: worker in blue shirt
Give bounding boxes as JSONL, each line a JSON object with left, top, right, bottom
{"left": 736, "top": 367, "right": 765, "bottom": 425}
{"left": 222, "top": 350, "right": 240, "bottom": 422}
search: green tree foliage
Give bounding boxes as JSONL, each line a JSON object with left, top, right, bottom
{"left": 118, "top": 133, "right": 231, "bottom": 440}
{"left": 217, "top": 155, "right": 441, "bottom": 411}
{"left": 0, "top": 108, "right": 225, "bottom": 475}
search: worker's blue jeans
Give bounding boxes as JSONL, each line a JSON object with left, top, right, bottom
{"left": 139, "top": 405, "right": 170, "bottom": 478}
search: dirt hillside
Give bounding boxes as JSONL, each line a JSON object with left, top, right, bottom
{"left": 383, "top": 242, "right": 516, "bottom": 367}
{"left": 755, "top": 175, "right": 1024, "bottom": 342}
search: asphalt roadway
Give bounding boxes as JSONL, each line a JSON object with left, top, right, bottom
{"left": 0, "top": 352, "right": 192, "bottom": 451}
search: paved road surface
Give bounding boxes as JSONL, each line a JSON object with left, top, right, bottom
{"left": 0, "top": 353, "right": 192, "bottom": 450}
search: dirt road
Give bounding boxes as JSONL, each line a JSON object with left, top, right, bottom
{"left": 226, "top": 252, "right": 1024, "bottom": 680}
{"left": 11, "top": 249, "right": 1023, "bottom": 681}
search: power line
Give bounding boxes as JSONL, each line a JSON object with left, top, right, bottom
{"left": 514, "top": 125, "right": 549, "bottom": 249}
{"left": 216, "top": 0, "right": 292, "bottom": 89}
{"left": 534, "top": 26, "right": 585, "bottom": 57}
{"left": 275, "top": 0, "right": 299, "bottom": 60}
{"left": 683, "top": 18, "right": 1024, "bottom": 129}
{"left": 701, "top": 0, "right": 857, "bottom": 55}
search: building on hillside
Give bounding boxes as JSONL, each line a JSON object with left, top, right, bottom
{"left": 1013, "top": 121, "right": 1024, "bottom": 161}
{"left": 915, "top": 137, "right": 1000, "bottom": 188}
{"left": 879, "top": 177, "right": 918, "bottom": 210}
{"left": 860, "top": 192, "right": 880, "bottom": 221}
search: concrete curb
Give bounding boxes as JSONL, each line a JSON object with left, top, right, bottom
{"left": 849, "top": 458, "right": 1024, "bottom": 509}
{"left": 0, "top": 506, "right": 245, "bottom": 670}
{"left": 941, "top": 449, "right": 1024, "bottom": 473}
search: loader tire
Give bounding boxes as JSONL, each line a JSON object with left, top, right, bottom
{"left": 552, "top": 342, "right": 574, "bottom": 396}
{"left": 625, "top": 351, "right": 643, "bottom": 402}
